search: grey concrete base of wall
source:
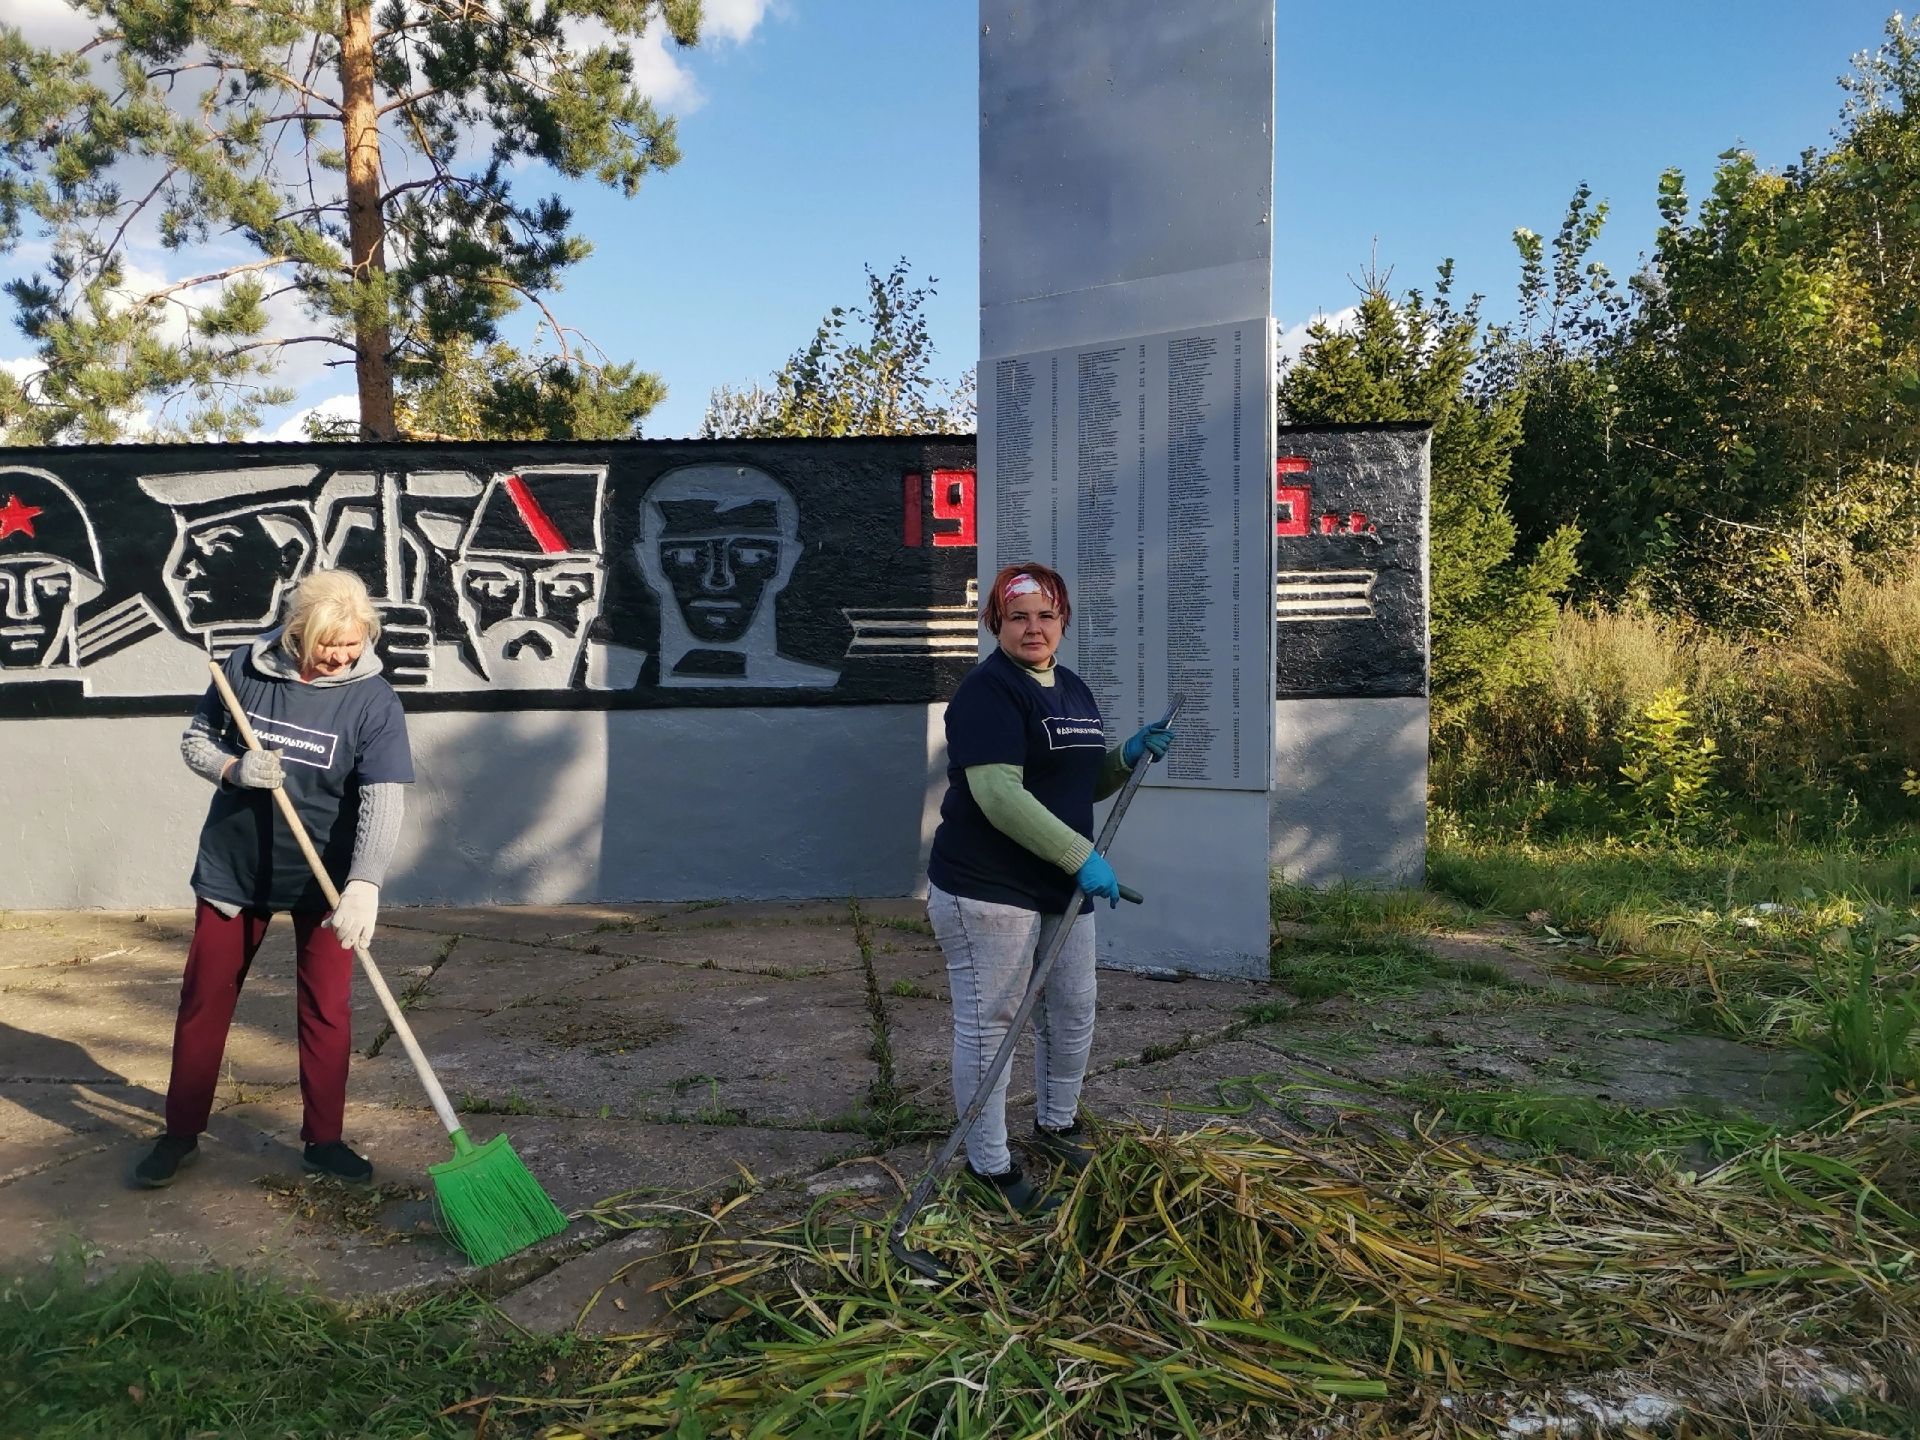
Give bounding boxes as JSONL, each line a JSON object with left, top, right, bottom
{"left": 1269, "top": 697, "right": 1429, "bottom": 887}
{"left": 1, "top": 706, "right": 951, "bottom": 912}
{"left": 4, "top": 699, "right": 1425, "bottom": 981}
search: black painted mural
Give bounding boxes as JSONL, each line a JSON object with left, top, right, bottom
{"left": 0, "top": 425, "right": 1427, "bottom": 718}
{"left": 0, "top": 438, "right": 980, "bottom": 717}
{"left": 1271, "top": 424, "right": 1430, "bottom": 700}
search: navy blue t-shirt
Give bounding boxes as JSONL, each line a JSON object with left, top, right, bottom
{"left": 928, "top": 648, "right": 1107, "bottom": 914}
{"left": 191, "top": 645, "right": 414, "bottom": 912}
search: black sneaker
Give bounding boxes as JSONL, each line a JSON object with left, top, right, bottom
{"left": 1029, "top": 1115, "right": 1096, "bottom": 1174}
{"left": 134, "top": 1134, "right": 199, "bottom": 1189}
{"left": 964, "top": 1161, "right": 1061, "bottom": 1217}
{"left": 303, "top": 1140, "right": 373, "bottom": 1183}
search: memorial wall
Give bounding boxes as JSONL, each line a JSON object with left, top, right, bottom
{"left": 0, "top": 426, "right": 1427, "bottom": 919}
{"left": 0, "top": 437, "right": 976, "bottom": 716}
{"left": 0, "top": 437, "right": 979, "bottom": 910}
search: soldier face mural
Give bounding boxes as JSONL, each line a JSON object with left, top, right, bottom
{"left": 634, "top": 463, "right": 838, "bottom": 687}
{"left": 165, "top": 507, "right": 312, "bottom": 633}
{"left": 0, "top": 469, "right": 104, "bottom": 671}
{"left": 0, "top": 439, "right": 980, "bottom": 710}
{"left": 451, "top": 469, "right": 607, "bottom": 690}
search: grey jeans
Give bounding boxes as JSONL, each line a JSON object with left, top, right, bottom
{"left": 926, "top": 882, "right": 1097, "bottom": 1175}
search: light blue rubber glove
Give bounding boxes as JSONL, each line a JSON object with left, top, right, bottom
{"left": 1076, "top": 851, "right": 1122, "bottom": 908}
{"left": 1122, "top": 719, "right": 1175, "bottom": 766}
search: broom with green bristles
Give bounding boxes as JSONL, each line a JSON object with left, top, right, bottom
{"left": 207, "top": 658, "right": 570, "bottom": 1267}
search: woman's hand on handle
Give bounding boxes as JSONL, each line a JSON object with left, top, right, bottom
{"left": 1075, "top": 852, "right": 1124, "bottom": 908}
{"left": 228, "top": 749, "right": 284, "bottom": 790}
{"left": 1122, "top": 719, "right": 1175, "bottom": 766}
{"left": 328, "top": 880, "right": 380, "bottom": 950}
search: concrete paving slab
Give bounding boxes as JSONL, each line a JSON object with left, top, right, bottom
{"left": 1077, "top": 1038, "right": 1367, "bottom": 1139}
{"left": 882, "top": 970, "right": 1271, "bottom": 1107}
{"left": 576, "top": 923, "right": 866, "bottom": 977}
{"left": 356, "top": 963, "right": 876, "bottom": 1128}
{"left": 405, "top": 938, "right": 623, "bottom": 1012}
{"left": 495, "top": 1229, "right": 675, "bottom": 1335}
{"left": 0, "top": 983, "right": 183, "bottom": 1085}
{"left": 643, "top": 900, "right": 854, "bottom": 932}
{"left": 4, "top": 1087, "right": 853, "bottom": 1301}
{"left": 383, "top": 905, "right": 684, "bottom": 947}
{"left": 0, "top": 910, "right": 196, "bottom": 971}
{"left": 0, "top": 1077, "right": 171, "bottom": 1185}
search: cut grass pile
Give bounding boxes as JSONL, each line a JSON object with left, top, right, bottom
{"left": 506, "top": 1109, "right": 1919, "bottom": 1439}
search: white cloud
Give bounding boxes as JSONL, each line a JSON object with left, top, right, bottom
{"left": 702, "top": 0, "right": 781, "bottom": 45}
{"left": 6, "top": 0, "right": 96, "bottom": 49}
{"left": 255, "top": 392, "right": 357, "bottom": 443}
{"left": 0, "top": 356, "right": 42, "bottom": 386}
{"left": 1277, "top": 307, "right": 1359, "bottom": 367}
{"left": 597, "top": 0, "right": 778, "bottom": 113}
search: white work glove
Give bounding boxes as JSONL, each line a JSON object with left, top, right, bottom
{"left": 230, "top": 749, "right": 284, "bottom": 789}
{"left": 328, "top": 880, "right": 380, "bottom": 952}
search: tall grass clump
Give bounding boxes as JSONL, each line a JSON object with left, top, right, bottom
{"left": 1438, "top": 560, "right": 1920, "bottom": 836}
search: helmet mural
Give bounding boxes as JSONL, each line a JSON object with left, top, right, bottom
{"left": 0, "top": 467, "right": 104, "bottom": 669}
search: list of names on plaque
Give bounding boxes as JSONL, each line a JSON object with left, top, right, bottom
{"left": 1075, "top": 345, "right": 1125, "bottom": 713}
{"left": 993, "top": 357, "right": 1036, "bottom": 561}
{"left": 1165, "top": 334, "right": 1221, "bottom": 782}
{"left": 979, "top": 317, "right": 1271, "bottom": 790}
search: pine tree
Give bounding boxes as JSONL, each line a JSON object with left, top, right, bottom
{"left": 0, "top": 1, "right": 700, "bottom": 442}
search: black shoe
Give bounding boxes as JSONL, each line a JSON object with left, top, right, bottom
{"left": 1030, "top": 1115, "right": 1096, "bottom": 1174}
{"left": 303, "top": 1140, "right": 373, "bottom": 1183}
{"left": 964, "top": 1161, "right": 1060, "bottom": 1217}
{"left": 134, "top": 1134, "right": 199, "bottom": 1189}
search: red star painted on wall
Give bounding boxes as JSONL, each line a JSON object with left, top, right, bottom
{"left": 0, "top": 493, "right": 42, "bottom": 541}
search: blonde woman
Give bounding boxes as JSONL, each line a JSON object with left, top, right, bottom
{"left": 136, "top": 569, "right": 413, "bottom": 1189}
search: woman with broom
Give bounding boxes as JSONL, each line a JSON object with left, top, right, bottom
{"left": 135, "top": 568, "right": 412, "bottom": 1189}
{"left": 925, "top": 562, "right": 1174, "bottom": 1215}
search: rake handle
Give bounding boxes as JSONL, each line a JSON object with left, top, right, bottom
{"left": 204, "top": 658, "right": 465, "bottom": 1141}
{"left": 889, "top": 694, "right": 1184, "bottom": 1277}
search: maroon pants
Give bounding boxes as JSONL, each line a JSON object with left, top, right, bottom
{"left": 164, "top": 899, "right": 355, "bottom": 1144}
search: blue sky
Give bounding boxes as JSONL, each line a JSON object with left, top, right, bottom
{"left": 1, "top": 2, "right": 1904, "bottom": 440}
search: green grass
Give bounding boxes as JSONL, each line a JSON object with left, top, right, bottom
{"left": 0, "top": 1258, "right": 574, "bottom": 1439}
{"left": 1269, "top": 939, "right": 1514, "bottom": 1002}
{"left": 1270, "top": 879, "right": 1471, "bottom": 943}
{"left": 1395, "top": 1083, "right": 1773, "bottom": 1162}
{"left": 1427, "top": 816, "right": 1920, "bottom": 1106}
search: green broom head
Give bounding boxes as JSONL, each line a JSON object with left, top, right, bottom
{"left": 429, "top": 1128, "right": 569, "bottom": 1267}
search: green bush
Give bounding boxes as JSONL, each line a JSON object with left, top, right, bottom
{"left": 1439, "top": 560, "right": 1920, "bottom": 834}
{"left": 1617, "top": 687, "right": 1720, "bottom": 839}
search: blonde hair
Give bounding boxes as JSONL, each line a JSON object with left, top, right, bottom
{"left": 281, "top": 569, "right": 381, "bottom": 669}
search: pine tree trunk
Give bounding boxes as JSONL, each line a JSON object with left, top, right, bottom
{"left": 340, "top": 0, "right": 396, "bottom": 440}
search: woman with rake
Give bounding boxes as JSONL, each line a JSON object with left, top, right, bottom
{"left": 925, "top": 562, "right": 1174, "bottom": 1215}
{"left": 136, "top": 569, "right": 412, "bottom": 1189}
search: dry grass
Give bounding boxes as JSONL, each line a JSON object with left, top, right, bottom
{"left": 499, "top": 1105, "right": 1920, "bottom": 1439}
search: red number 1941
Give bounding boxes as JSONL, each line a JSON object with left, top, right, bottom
{"left": 903, "top": 469, "right": 976, "bottom": 547}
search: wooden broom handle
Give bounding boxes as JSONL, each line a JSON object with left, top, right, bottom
{"left": 203, "top": 658, "right": 465, "bottom": 1139}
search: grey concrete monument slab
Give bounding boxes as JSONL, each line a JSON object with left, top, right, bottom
{"left": 1271, "top": 697, "right": 1429, "bottom": 886}
{"left": 980, "top": 0, "right": 1277, "bottom": 979}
